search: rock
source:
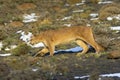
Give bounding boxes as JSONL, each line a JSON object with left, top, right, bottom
{"left": 8, "top": 21, "right": 24, "bottom": 27}
{"left": 108, "top": 50, "right": 120, "bottom": 59}
{"left": 17, "top": 3, "right": 36, "bottom": 11}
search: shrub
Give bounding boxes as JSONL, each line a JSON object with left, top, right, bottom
{"left": 93, "top": 26, "right": 113, "bottom": 49}
{"left": 99, "top": 12, "right": 112, "bottom": 20}
{"left": 99, "top": 3, "right": 120, "bottom": 20}
{"left": 100, "top": 3, "right": 120, "bottom": 11}
{"left": 11, "top": 43, "right": 31, "bottom": 56}
{"left": 79, "top": 13, "right": 90, "bottom": 19}
{"left": 0, "top": 29, "right": 8, "bottom": 40}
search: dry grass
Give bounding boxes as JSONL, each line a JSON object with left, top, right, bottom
{"left": 67, "top": 0, "right": 82, "bottom": 5}
{"left": 0, "top": 26, "right": 8, "bottom": 40}
{"left": 0, "top": 0, "right": 120, "bottom": 80}
{"left": 99, "top": 3, "right": 120, "bottom": 20}
{"left": 86, "top": 0, "right": 100, "bottom": 4}
{"left": 93, "top": 26, "right": 113, "bottom": 50}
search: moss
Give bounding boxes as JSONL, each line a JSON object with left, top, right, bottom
{"left": 11, "top": 43, "right": 31, "bottom": 56}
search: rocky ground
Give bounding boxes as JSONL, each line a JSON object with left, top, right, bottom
{"left": 0, "top": 0, "right": 120, "bottom": 80}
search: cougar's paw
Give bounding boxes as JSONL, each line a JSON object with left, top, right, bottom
{"left": 76, "top": 53, "right": 84, "bottom": 57}
{"left": 34, "top": 52, "right": 44, "bottom": 57}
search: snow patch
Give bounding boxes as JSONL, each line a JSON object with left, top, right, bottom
{"left": 32, "top": 68, "right": 38, "bottom": 72}
{"left": 23, "top": 13, "right": 39, "bottom": 23}
{"left": 107, "top": 15, "right": 120, "bottom": 21}
{"left": 101, "top": 73, "right": 120, "bottom": 77}
{"left": 61, "top": 16, "right": 72, "bottom": 20}
{"left": 75, "top": 0, "right": 85, "bottom": 6}
{"left": 90, "top": 18, "right": 99, "bottom": 20}
{"left": 10, "top": 45, "right": 17, "bottom": 49}
{"left": 17, "top": 30, "right": 44, "bottom": 48}
{"left": 0, "top": 42, "right": 17, "bottom": 51}
{"left": 4, "top": 45, "right": 17, "bottom": 51}
{"left": 73, "top": 10, "right": 84, "bottom": 13}
{"left": 29, "top": 42, "right": 44, "bottom": 48}
{"left": 107, "top": 17, "right": 113, "bottom": 21}
{"left": 86, "top": 24, "right": 91, "bottom": 26}
{"left": 17, "top": 30, "right": 33, "bottom": 43}
{"left": 114, "top": 14, "right": 120, "bottom": 20}
{"left": 98, "top": 1, "right": 113, "bottom": 4}
{"left": 0, "top": 53, "right": 11, "bottom": 57}
{"left": 65, "top": 0, "right": 85, "bottom": 6}
{"left": 74, "top": 75, "right": 89, "bottom": 79}
{"left": 5, "top": 47, "right": 11, "bottom": 51}
{"left": 110, "top": 26, "right": 120, "bottom": 30}
{"left": 63, "top": 24, "right": 72, "bottom": 27}
{"left": 74, "top": 73, "right": 120, "bottom": 79}
{"left": 90, "top": 13, "right": 98, "bottom": 18}
{"left": 75, "top": 3, "right": 84, "bottom": 6}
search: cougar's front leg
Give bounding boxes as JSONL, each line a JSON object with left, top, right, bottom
{"left": 35, "top": 48, "right": 49, "bottom": 56}
{"left": 47, "top": 43, "right": 55, "bottom": 56}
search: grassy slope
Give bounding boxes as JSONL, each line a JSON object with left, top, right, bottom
{"left": 0, "top": 0, "right": 120, "bottom": 80}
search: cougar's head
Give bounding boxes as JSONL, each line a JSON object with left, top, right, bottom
{"left": 30, "top": 35, "right": 43, "bottom": 45}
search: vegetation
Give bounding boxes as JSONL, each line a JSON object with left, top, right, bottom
{"left": 11, "top": 43, "right": 31, "bottom": 56}
{"left": 0, "top": 0, "right": 120, "bottom": 80}
{"left": 99, "top": 3, "right": 120, "bottom": 20}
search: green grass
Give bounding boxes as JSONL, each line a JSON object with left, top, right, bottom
{"left": 11, "top": 43, "right": 32, "bottom": 56}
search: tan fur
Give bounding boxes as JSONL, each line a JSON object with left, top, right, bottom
{"left": 30, "top": 26, "right": 104, "bottom": 56}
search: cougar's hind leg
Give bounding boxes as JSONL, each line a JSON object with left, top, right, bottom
{"left": 83, "top": 36, "right": 104, "bottom": 53}
{"left": 75, "top": 40, "right": 89, "bottom": 56}
{"left": 82, "top": 28, "right": 104, "bottom": 53}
